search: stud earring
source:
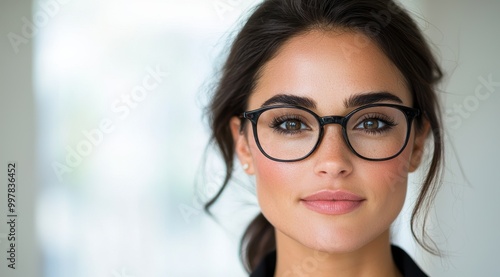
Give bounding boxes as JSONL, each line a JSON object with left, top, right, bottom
{"left": 242, "top": 163, "right": 249, "bottom": 170}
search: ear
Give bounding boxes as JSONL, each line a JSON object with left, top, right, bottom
{"left": 408, "top": 120, "right": 431, "bottom": 172}
{"left": 230, "top": 116, "right": 255, "bottom": 175}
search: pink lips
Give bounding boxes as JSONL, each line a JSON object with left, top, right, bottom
{"left": 300, "top": 190, "right": 365, "bottom": 215}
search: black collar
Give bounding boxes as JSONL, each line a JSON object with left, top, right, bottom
{"left": 250, "top": 245, "right": 428, "bottom": 277}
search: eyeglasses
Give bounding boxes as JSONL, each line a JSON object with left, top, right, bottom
{"left": 240, "top": 103, "right": 420, "bottom": 162}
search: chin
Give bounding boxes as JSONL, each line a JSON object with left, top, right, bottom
{"left": 275, "top": 213, "right": 391, "bottom": 255}
{"left": 306, "top": 230, "right": 377, "bottom": 254}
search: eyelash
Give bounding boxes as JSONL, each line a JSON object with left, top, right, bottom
{"left": 269, "top": 115, "right": 308, "bottom": 134}
{"left": 355, "top": 114, "right": 397, "bottom": 134}
{"left": 267, "top": 112, "right": 397, "bottom": 136}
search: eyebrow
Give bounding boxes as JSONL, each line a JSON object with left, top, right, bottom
{"left": 343, "top": 91, "right": 403, "bottom": 108}
{"left": 260, "top": 91, "right": 403, "bottom": 110}
{"left": 261, "top": 94, "right": 317, "bottom": 109}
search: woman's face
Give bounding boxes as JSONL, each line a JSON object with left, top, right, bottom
{"left": 231, "top": 30, "right": 428, "bottom": 253}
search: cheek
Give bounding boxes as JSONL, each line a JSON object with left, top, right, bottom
{"left": 253, "top": 151, "right": 292, "bottom": 203}
{"left": 361, "top": 146, "right": 413, "bottom": 217}
{"left": 249, "top": 144, "right": 301, "bottom": 218}
{"left": 368, "top": 154, "right": 410, "bottom": 193}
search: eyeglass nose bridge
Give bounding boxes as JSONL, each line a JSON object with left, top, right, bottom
{"left": 319, "top": 116, "right": 345, "bottom": 126}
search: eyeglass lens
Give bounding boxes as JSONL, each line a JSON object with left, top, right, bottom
{"left": 254, "top": 106, "right": 409, "bottom": 161}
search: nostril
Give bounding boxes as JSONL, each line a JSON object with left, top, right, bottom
{"left": 314, "top": 158, "right": 353, "bottom": 178}
{"left": 339, "top": 169, "right": 348, "bottom": 176}
{"left": 319, "top": 168, "right": 346, "bottom": 174}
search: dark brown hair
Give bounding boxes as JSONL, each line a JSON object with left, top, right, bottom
{"left": 204, "top": 0, "right": 443, "bottom": 272}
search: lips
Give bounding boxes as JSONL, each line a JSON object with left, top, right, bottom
{"left": 300, "top": 190, "right": 365, "bottom": 215}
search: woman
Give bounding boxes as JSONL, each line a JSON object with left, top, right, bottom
{"left": 205, "top": 0, "right": 443, "bottom": 276}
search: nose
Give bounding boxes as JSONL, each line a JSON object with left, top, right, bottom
{"left": 312, "top": 124, "right": 354, "bottom": 178}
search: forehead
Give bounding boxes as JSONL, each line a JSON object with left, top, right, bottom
{"left": 249, "top": 30, "right": 411, "bottom": 113}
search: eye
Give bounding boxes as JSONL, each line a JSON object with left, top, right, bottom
{"left": 270, "top": 115, "right": 310, "bottom": 134}
{"left": 279, "top": 119, "right": 306, "bottom": 131}
{"left": 359, "top": 119, "right": 386, "bottom": 130}
{"left": 353, "top": 115, "right": 396, "bottom": 134}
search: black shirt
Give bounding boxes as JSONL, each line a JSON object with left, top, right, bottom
{"left": 250, "top": 245, "right": 428, "bottom": 277}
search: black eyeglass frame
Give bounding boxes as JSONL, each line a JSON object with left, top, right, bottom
{"left": 240, "top": 103, "right": 421, "bottom": 162}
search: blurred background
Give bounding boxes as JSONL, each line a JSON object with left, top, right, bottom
{"left": 0, "top": 0, "right": 499, "bottom": 276}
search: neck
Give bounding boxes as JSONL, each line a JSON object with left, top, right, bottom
{"left": 274, "top": 230, "right": 402, "bottom": 277}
